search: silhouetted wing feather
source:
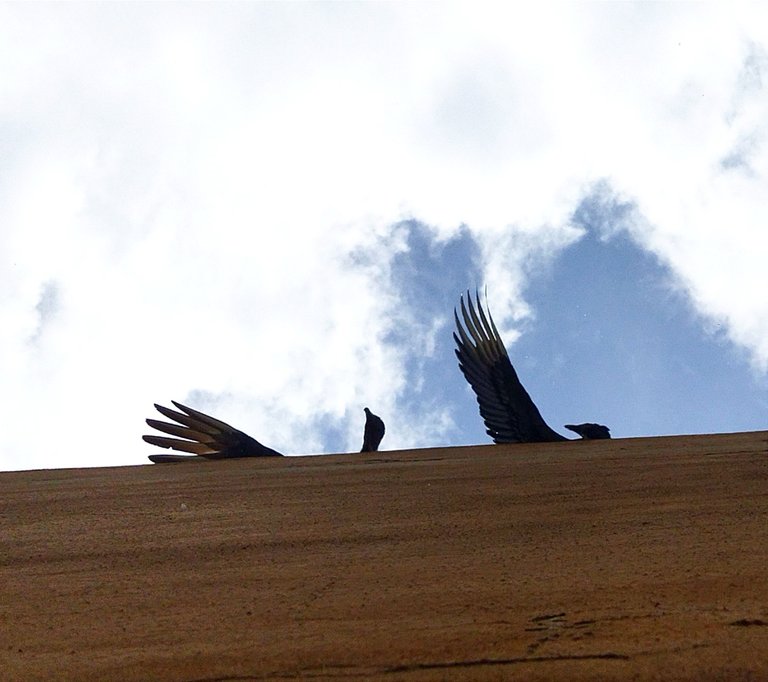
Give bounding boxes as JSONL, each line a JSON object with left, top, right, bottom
{"left": 143, "top": 401, "right": 283, "bottom": 461}
{"left": 171, "top": 401, "right": 244, "bottom": 433}
{"left": 454, "top": 291, "right": 566, "bottom": 443}
{"left": 142, "top": 435, "right": 217, "bottom": 455}
{"left": 147, "top": 454, "right": 205, "bottom": 464}
{"left": 145, "top": 419, "right": 215, "bottom": 444}
{"left": 153, "top": 403, "right": 224, "bottom": 436}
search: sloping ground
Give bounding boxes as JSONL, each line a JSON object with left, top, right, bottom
{"left": 2, "top": 431, "right": 767, "bottom": 681}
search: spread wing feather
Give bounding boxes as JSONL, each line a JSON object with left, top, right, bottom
{"left": 147, "top": 454, "right": 207, "bottom": 464}
{"left": 454, "top": 291, "right": 566, "bottom": 443}
{"left": 143, "top": 401, "right": 283, "bottom": 461}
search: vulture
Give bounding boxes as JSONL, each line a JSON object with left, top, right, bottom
{"left": 454, "top": 291, "right": 610, "bottom": 443}
{"left": 361, "top": 407, "right": 386, "bottom": 452}
{"left": 143, "top": 401, "right": 386, "bottom": 463}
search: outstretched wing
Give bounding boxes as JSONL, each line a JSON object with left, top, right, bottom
{"left": 454, "top": 291, "right": 566, "bottom": 443}
{"left": 143, "top": 401, "right": 283, "bottom": 462}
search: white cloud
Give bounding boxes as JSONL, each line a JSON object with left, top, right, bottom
{"left": 1, "top": 3, "right": 766, "bottom": 470}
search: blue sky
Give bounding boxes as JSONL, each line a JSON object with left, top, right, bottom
{"left": 511, "top": 216, "right": 767, "bottom": 440}
{"left": 0, "top": 3, "right": 766, "bottom": 470}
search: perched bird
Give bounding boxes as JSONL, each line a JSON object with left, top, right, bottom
{"left": 143, "top": 401, "right": 283, "bottom": 463}
{"left": 361, "top": 407, "right": 386, "bottom": 452}
{"left": 454, "top": 291, "right": 610, "bottom": 443}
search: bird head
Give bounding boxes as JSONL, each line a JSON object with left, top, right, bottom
{"left": 564, "top": 423, "right": 611, "bottom": 439}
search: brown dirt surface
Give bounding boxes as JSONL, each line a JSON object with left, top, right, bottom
{"left": 2, "top": 430, "right": 768, "bottom": 681}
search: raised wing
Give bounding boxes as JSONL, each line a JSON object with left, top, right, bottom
{"left": 454, "top": 292, "right": 566, "bottom": 443}
{"left": 143, "top": 401, "right": 283, "bottom": 462}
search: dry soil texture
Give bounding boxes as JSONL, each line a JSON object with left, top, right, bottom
{"left": 2, "top": 431, "right": 768, "bottom": 681}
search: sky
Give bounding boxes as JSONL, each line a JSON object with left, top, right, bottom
{"left": 1, "top": 3, "right": 766, "bottom": 472}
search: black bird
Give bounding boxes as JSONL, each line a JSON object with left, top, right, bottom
{"left": 454, "top": 291, "right": 610, "bottom": 443}
{"left": 361, "top": 407, "right": 385, "bottom": 452}
{"left": 143, "top": 401, "right": 283, "bottom": 463}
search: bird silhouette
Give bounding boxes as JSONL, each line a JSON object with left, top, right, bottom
{"left": 565, "top": 423, "right": 611, "bottom": 439}
{"left": 143, "top": 401, "right": 283, "bottom": 463}
{"left": 454, "top": 291, "right": 610, "bottom": 443}
{"left": 144, "top": 401, "right": 386, "bottom": 463}
{"left": 361, "top": 407, "right": 386, "bottom": 452}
